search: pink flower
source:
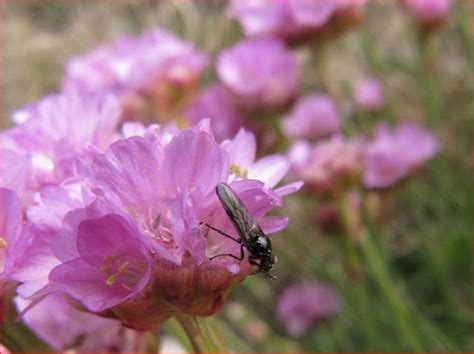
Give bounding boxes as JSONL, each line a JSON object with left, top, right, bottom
{"left": 228, "top": 0, "right": 336, "bottom": 42}
{"left": 185, "top": 83, "right": 244, "bottom": 142}
{"left": 281, "top": 94, "right": 341, "bottom": 139}
{"left": 1, "top": 91, "right": 120, "bottom": 206}
{"left": 229, "top": 0, "right": 367, "bottom": 43}
{"left": 15, "top": 293, "right": 138, "bottom": 351}
{"left": 14, "top": 120, "right": 301, "bottom": 330}
{"left": 63, "top": 28, "right": 208, "bottom": 121}
{"left": 403, "top": 0, "right": 451, "bottom": 27}
{"left": 217, "top": 38, "right": 300, "bottom": 111}
{"left": 363, "top": 122, "right": 439, "bottom": 188}
{"left": 288, "top": 136, "right": 363, "bottom": 196}
{"left": 0, "top": 188, "right": 23, "bottom": 276}
{"left": 276, "top": 283, "right": 340, "bottom": 337}
{"left": 354, "top": 78, "right": 384, "bottom": 112}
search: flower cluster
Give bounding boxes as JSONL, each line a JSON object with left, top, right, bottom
{"left": 1, "top": 92, "right": 120, "bottom": 205}
{"left": 402, "top": 0, "right": 451, "bottom": 29}
{"left": 216, "top": 38, "right": 300, "bottom": 111}
{"left": 276, "top": 283, "right": 340, "bottom": 337}
{"left": 63, "top": 29, "right": 208, "bottom": 122}
{"left": 287, "top": 122, "right": 438, "bottom": 194}
{"left": 229, "top": 0, "right": 367, "bottom": 43}
{"left": 2, "top": 110, "right": 301, "bottom": 334}
{"left": 1, "top": 0, "right": 451, "bottom": 349}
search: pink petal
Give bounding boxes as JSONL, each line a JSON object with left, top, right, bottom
{"left": 249, "top": 155, "right": 289, "bottom": 188}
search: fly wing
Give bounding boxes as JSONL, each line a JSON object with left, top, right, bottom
{"left": 216, "top": 183, "right": 260, "bottom": 242}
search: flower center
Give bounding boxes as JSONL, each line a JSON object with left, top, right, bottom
{"left": 100, "top": 255, "right": 142, "bottom": 289}
{"left": 0, "top": 238, "right": 6, "bottom": 248}
{"left": 230, "top": 162, "right": 248, "bottom": 178}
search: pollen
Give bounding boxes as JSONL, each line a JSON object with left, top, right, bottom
{"left": 100, "top": 266, "right": 112, "bottom": 274}
{"left": 118, "top": 260, "right": 129, "bottom": 273}
{"left": 105, "top": 255, "right": 117, "bottom": 263}
{"left": 230, "top": 162, "right": 248, "bottom": 178}
{"left": 106, "top": 274, "right": 119, "bottom": 286}
{"left": 0, "top": 238, "right": 6, "bottom": 248}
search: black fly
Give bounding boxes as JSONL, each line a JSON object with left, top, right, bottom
{"left": 201, "top": 183, "right": 276, "bottom": 279}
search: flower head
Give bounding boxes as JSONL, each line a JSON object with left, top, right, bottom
{"left": 63, "top": 29, "right": 208, "bottom": 121}
{"left": 15, "top": 294, "right": 137, "bottom": 351}
{"left": 1, "top": 91, "right": 120, "bottom": 205}
{"left": 276, "top": 283, "right": 340, "bottom": 337}
{"left": 363, "top": 122, "right": 439, "bottom": 188}
{"left": 288, "top": 136, "right": 363, "bottom": 196}
{"left": 403, "top": 0, "right": 451, "bottom": 28}
{"left": 0, "top": 188, "right": 23, "bottom": 276}
{"left": 228, "top": 0, "right": 336, "bottom": 42}
{"left": 229, "top": 0, "right": 367, "bottom": 43}
{"left": 354, "top": 78, "right": 384, "bottom": 112}
{"left": 15, "top": 120, "right": 301, "bottom": 330}
{"left": 281, "top": 93, "right": 341, "bottom": 139}
{"left": 217, "top": 38, "right": 299, "bottom": 111}
{"left": 185, "top": 84, "right": 244, "bottom": 142}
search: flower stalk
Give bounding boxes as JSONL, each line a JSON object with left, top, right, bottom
{"left": 175, "top": 313, "right": 228, "bottom": 353}
{"left": 339, "top": 191, "right": 423, "bottom": 351}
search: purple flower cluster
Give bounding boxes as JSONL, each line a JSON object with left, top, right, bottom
{"left": 288, "top": 122, "right": 438, "bottom": 194}
{"left": 276, "top": 283, "right": 340, "bottom": 337}
{"left": 63, "top": 29, "right": 208, "bottom": 121}
{"left": 354, "top": 78, "right": 384, "bottom": 112}
{"left": 282, "top": 93, "right": 341, "bottom": 139}
{"left": 217, "top": 38, "right": 300, "bottom": 111}
{"left": 229, "top": 0, "right": 367, "bottom": 43}
{"left": 1, "top": 92, "right": 120, "bottom": 206}
{"left": 403, "top": 0, "right": 451, "bottom": 27}
{"left": 363, "top": 122, "right": 439, "bottom": 188}
{"left": 2, "top": 113, "right": 301, "bottom": 332}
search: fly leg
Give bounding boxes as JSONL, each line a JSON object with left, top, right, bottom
{"left": 200, "top": 222, "right": 241, "bottom": 244}
{"left": 209, "top": 243, "right": 245, "bottom": 261}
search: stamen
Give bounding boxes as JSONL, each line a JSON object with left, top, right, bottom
{"left": 230, "top": 162, "right": 248, "bottom": 178}
{"left": 100, "top": 267, "right": 112, "bottom": 274}
{"left": 118, "top": 260, "right": 129, "bottom": 273}
{"left": 0, "top": 238, "right": 6, "bottom": 248}
{"left": 104, "top": 255, "right": 117, "bottom": 263}
{"left": 106, "top": 274, "right": 119, "bottom": 286}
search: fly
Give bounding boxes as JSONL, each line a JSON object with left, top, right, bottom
{"left": 201, "top": 183, "right": 276, "bottom": 279}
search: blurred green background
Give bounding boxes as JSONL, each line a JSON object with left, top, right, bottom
{"left": 2, "top": 1, "right": 472, "bottom": 352}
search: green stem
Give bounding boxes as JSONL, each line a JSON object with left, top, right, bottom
{"left": 337, "top": 193, "right": 379, "bottom": 349}
{"left": 311, "top": 43, "right": 336, "bottom": 97}
{"left": 341, "top": 191, "right": 423, "bottom": 351}
{"left": 174, "top": 313, "right": 227, "bottom": 353}
{"left": 1, "top": 319, "right": 53, "bottom": 353}
{"left": 359, "top": 224, "right": 424, "bottom": 351}
{"left": 416, "top": 30, "right": 441, "bottom": 128}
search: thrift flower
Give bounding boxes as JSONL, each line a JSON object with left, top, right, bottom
{"left": 17, "top": 120, "right": 301, "bottom": 330}
{"left": 1, "top": 91, "right": 120, "bottom": 206}
{"left": 185, "top": 83, "right": 244, "bottom": 142}
{"left": 363, "top": 122, "right": 439, "bottom": 188}
{"left": 229, "top": 0, "right": 367, "bottom": 43}
{"left": 0, "top": 188, "right": 23, "bottom": 277}
{"left": 288, "top": 136, "right": 362, "bottom": 196}
{"left": 281, "top": 94, "right": 341, "bottom": 139}
{"left": 403, "top": 0, "right": 451, "bottom": 28}
{"left": 354, "top": 78, "right": 384, "bottom": 112}
{"left": 330, "top": 0, "right": 368, "bottom": 37}
{"left": 15, "top": 294, "right": 137, "bottom": 352}
{"left": 276, "top": 283, "right": 340, "bottom": 337}
{"left": 63, "top": 28, "right": 208, "bottom": 122}
{"left": 228, "top": 0, "right": 336, "bottom": 42}
{"left": 216, "top": 38, "right": 300, "bottom": 111}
